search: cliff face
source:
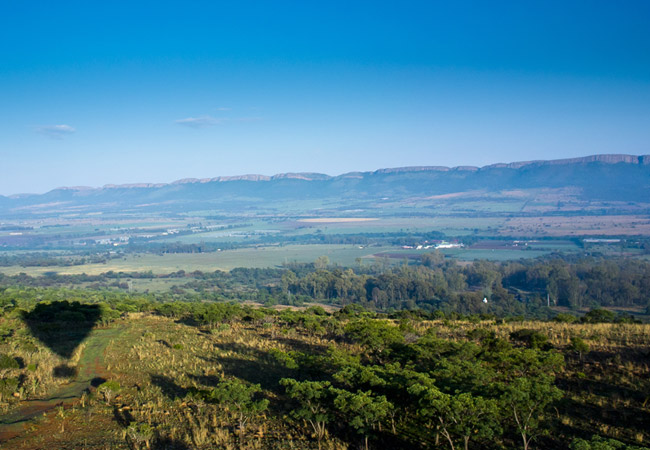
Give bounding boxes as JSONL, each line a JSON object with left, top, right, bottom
{"left": 39, "top": 153, "right": 650, "bottom": 193}
{"left": 375, "top": 154, "right": 650, "bottom": 174}
{"left": 484, "top": 154, "right": 650, "bottom": 170}
{"left": 2, "top": 154, "right": 649, "bottom": 217}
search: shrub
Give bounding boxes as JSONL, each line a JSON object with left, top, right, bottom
{"left": 0, "top": 354, "right": 19, "bottom": 371}
{"left": 509, "top": 329, "right": 549, "bottom": 349}
{"left": 570, "top": 435, "right": 649, "bottom": 450}
{"left": 553, "top": 313, "right": 578, "bottom": 323}
{"left": 582, "top": 309, "right": 616, "bottom": 324}
{"left": 570, "top": 337, "right": 589, "bottom": 358}
{"left": 98, "top": 380, "right": 121, "bottom": 404}
{"left": 0, "top": 377, "right": 19, "bottom": 401}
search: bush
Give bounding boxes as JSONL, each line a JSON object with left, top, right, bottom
{"left": 98, "top": 380, "right": 121, "bottom": 404}
{"left": 345, "top": 319, "right": 404, "bottom": 355}
{"left": 509, "top": 329, "right": 549, "bottom": 349}
{"left": 582, "top": 309, "right": 616, "bottom": 324}
{"left": 336, "top": 304, "right": 368, "bottom": 318}
{"left": 554, "top": 313, "right": 578, "bottom": 323}
{"left": 570, "top": 337, "right": 589, "bottom": 357}
{"left": 306, "top": 305, "right": 328, "bottom": 316}
{"left": 570, "top": 435, "right": 649, "bottom": 450}
{"left": 466, "top": 328, "right": 496, "bottom": 342}
{"left": 0, "top": 377, "right": 19, "bottom": 401}
{"left": 0, "top": 354, "right": 19, "bottom": 371}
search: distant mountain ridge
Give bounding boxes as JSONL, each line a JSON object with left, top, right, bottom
{"left": 40, "top": 153, "right": 650, "bottom": 192}
{"left": 1, "top": 154, "right": 649, "bottom": 218}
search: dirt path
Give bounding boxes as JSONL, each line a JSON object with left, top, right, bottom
{"left": 0, "top": 325, "right": 124, "bottom": 442}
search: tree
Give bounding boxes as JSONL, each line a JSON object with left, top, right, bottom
{"left": 126, "top": 423, "right": 154, "bottom": 450}
{"left": 570, "top": 337, "right": 589, "bottom": 360}
{"left": 207, "top": 379, "right": 269, "bottom": 441}
{"left": 409, "top": 382, "right": 499, "bottom": 450}
{"left": 281, "top": 270, "right": 298, "bottom": 294}
{"left": 281, "top": 378, "right": 332, "bottom": 449}
{"left": 500, "top": 375, "right": 562, "bottom": 450}
{"left": 98, "top": 380, "right": 121, "bottom": 405}
{"left": 332, "top": 388, "right": 393, "bottom": 450}
{"left": 315, "top": 256, "right": 330, "bottom": 270}
{"left": 582, "top": 308, "right": 616, "bottom": 323}
{"left": 344, "top": 318, "right": 404, "bottom": 360}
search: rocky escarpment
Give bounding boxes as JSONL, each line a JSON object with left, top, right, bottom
{"left": 1, "top": 154, "right": 648, "bottom": 217}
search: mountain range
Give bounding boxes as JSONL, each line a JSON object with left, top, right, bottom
{"left": 1, "top": 154, "right": 649, "bottom": 218}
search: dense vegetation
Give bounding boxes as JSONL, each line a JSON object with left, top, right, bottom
{"left": 0, "top": 288, "right": 649, "bottom": 449}
{"left": 1, "top": 245, "right": 649, "bottom": 448}
{"left": 280, "top": 254, "right": 650, "bottom": 313}
{"left": 3, "top": 253, "right": 649, "bottom": 320}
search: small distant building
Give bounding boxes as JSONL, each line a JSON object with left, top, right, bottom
{"left": 435, "top": 241, "right": 464, "bottom": 249}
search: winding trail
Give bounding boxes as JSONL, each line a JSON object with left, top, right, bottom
{"left": 0, "top": 325, "right": 123, "bottom": 442}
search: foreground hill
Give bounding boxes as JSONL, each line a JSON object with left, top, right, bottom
{"left": 1, "top": 293, "right": 649, "bottom": 449}
{"left": 1, "top": 154, "right": 649, "bottom": 218}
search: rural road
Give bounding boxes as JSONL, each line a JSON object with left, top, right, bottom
{"left": 0, "top": 325, "right": 123, "bottom": 442}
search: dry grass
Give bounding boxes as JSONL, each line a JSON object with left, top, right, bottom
{"left": 3, "top": 313, "right": 649, "bottom": 448}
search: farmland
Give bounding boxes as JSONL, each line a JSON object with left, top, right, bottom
{"left": 0, "top": 245, "right": 388, "bottom": 276}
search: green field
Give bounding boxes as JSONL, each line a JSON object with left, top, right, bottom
{"left": 0, "top": 244, "right": 393, "bottom": 275}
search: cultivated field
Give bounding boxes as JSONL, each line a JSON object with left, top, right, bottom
{"left": 0, "top": 245, "right": 391, "bottom": 276}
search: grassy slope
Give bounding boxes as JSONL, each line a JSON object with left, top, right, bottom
{"left": 2, "top": 315, "right": 649, "bottom": 449}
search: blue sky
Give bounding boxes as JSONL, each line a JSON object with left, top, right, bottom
{"left": 1, "top": 1, "right": 649, "bottom": 194}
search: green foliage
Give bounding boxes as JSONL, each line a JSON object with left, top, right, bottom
{"left": 0, "top": 273, "right": 646, "bottom": 449}
{"left": 0, "top": 377, "right": 19, "bottom": 401}
{"left": 207, "top": 378, "right": 269, "bottom": 431}
{"left": 570, "top": 337, "right": 590, "bottom": 356}
{"left": 345, "top": 318, "right": 404, "bottom": 356}
{"left": 554, "top": 313, "right": 578, "bottom": 323}
{"left": 269, "top": 348, "right": 299, "bottom": 369}
{"left": 570, "top": 436, "right": 650, "bottom": 450}
{"left": 409, "top": 383, "right": 501, "bottom": 449}
{"left": 126, "top": 423, "right": 154, "bottom": 449}
{"left": 332, "top": 388, "right": 393, "bottom": 449}
{"left": 194, "top": 303, "right": 243, "bottom": 328}
{"left": 98, "top": 380, "right": 121, "bottom": 404}
{"left": 20, "top": 341, "right": 38, "bottom": 355}
{"left": 305, "top": 305, "right": 328, "bottom": 316}
{"left": 98, "top": 303, "right": 121, "bottom": 325}
{"left": 510, "top": 328, "right": 549, "bottom": 349}
{"left": 314, "top": 255, "right": 330, "bottom": 270}
{"left": 582, "top": 308, "right": 617, "bottom": 323}
{"left": 500, "top": 375, "right": 563, "bottom": 450}
{"left": 0, "top": 353, "right": 19, "bottom": 371}
{"left": 466, "top": 327, "right": 496, "bottom": 342}
{"left": 336, "top": 304, "right": 369, "bottom": 318}
{"left": 281, "top": 378, "right": 332, "bottom": 447}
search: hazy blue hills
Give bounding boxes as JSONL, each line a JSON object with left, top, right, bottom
{"left": 2, "top": 154, "right": 649, "bottom": 218}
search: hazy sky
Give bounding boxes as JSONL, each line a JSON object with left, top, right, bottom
{"left": 1, "top": 1, "right": 649, "bottom": 194}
